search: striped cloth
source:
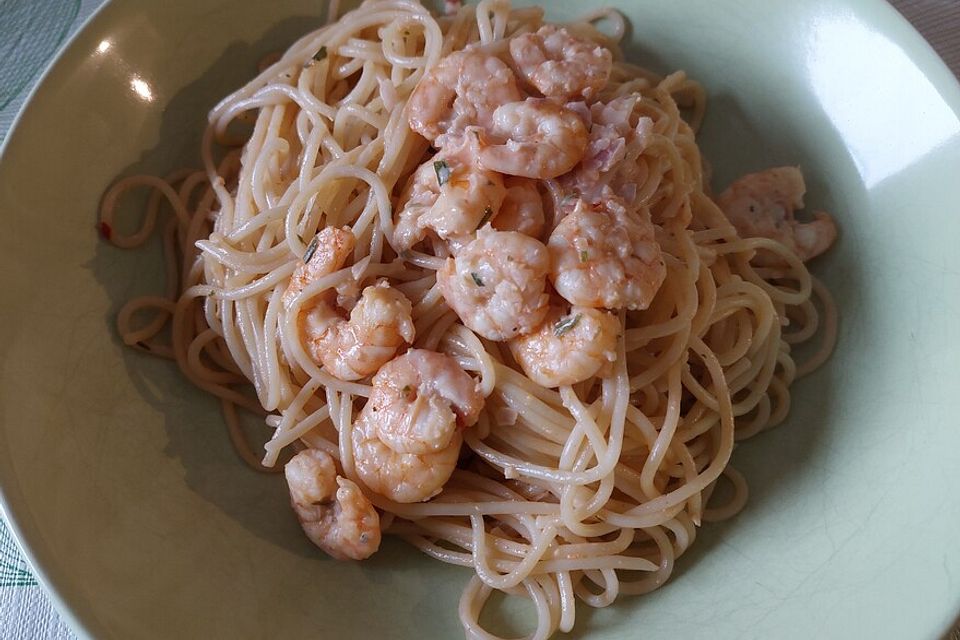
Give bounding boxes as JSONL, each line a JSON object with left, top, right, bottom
{"left": 0, "top": 1, "right": 957, "bottom": 638}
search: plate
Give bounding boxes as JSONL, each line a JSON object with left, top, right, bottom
{"left": 2, "top": 1, "right": 960, "bottom": 638}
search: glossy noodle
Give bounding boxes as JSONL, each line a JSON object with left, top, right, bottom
{"left": 100, "top": 1, "right": 838, "bottom": 638}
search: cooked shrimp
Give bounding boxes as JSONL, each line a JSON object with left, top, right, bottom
{"left": 303, "top": 281, "right": 415, "bottom": 381}
{"left": 509, "top": 305, "right": 620, "bottom": 387}
{"left": 394, "top": 135, "right": 506, "bottom": 251}
{"left": 282, "top": 226, "right": 355, "bottom": 308}
{"left": 370, "top": 349, "right": 483, "bottom": 453}
{"left": 352, "top": 350, "right": 483, "bottom": 503}
{"left": 509, "top": 25, "right": 612, "bottom": 101}
{"left": 437, "top": 226, "right": 551, "bottom": 341}
{"left": 479, "top": 98, "right": 588, "bottom": 179}
{"left": 285, "top": 449, "right": 381, "bottom": 561}
{"left": 407, "top": 49, "right": 523, "bottom": 147}
{"left": 492, "top": 177, "right": 545, "bottom": 238}
{"left": 548, "top": 197, "right": 666, "bottom": 310}
{"left": 283, "top": 228, "right": 414, "bottom": 380}
{"left": 717, "top": 166, "right": 837, "bottom": 263}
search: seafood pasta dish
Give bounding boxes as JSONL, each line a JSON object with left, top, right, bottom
{"left": 99, "top": 1, "right": 838, "bottom": 638}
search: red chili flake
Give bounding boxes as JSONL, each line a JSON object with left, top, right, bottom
{"left": 98, "top": 221, "right": 113, "bottom": 241}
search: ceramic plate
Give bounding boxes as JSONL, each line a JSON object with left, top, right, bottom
{"left": 1, "top": 1, "right": 959, "bottom": 638}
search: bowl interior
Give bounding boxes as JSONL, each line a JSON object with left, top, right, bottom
{"left": 2, "top": 1, "right": 960, "bottom": 638}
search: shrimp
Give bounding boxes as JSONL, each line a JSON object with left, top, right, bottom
{"left": 509, "top": 305, "right": 620, "bottom": 388}
{"left": 282, "top": 226, "right": 355, "bottom": 308}
{"left": 285, "top": 449, "right": 381, "bottom": 561}
{"left": 370, "top": 349, "right": 483, "bottom": 453}
{"left": 394, "top": 134, "right": 506, "bottom": 251}
{"left": 509, "top": 25, "right": 613, "bottom": 101}
{"left": 284, "top": 228, "right": 414, "bottom": 380}
{"left": 716, "top": 166, "right": 837, "bottom": 263}
{"left": 303, "top": 281, "right": 415, "bottom": 381}
{"left": 437, "top": 226, "right": 551, "bottom": 341}
{"left": 548, "top": 196, "right": 666, "bottom": 310}
{"left": 407, "top": 49, "right": 523, "bottom": 147}
{"left": 479, "top": 98, "right": 588, "bottom": 179}
{"left": 352, "top": 350, "right": 483, "bottom": 503}
{"left": 492, "top": 177, "right": 546, "bottom": 238}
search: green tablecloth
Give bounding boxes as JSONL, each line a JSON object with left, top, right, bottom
{"left": 1, "top": 0, "right": 958, "bottom": 637}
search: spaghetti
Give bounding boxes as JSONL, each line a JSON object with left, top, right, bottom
{"left": 100, "top": 1, "right": 838, "bottom": 638}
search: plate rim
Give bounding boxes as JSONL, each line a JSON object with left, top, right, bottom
{"left": 1, "top": 0, "right": 959, "bottom": 638}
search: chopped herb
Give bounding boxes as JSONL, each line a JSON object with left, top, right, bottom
{"left": 433, "top": 160, "right": 452, "bottom": 186}
{"left": 98, "top": 221, "right": 113, "bottom": 241}
{"left": 579, "top": 250, "right": 589, "bottom": 262}
{"left": 314, "top": 46, "right": 328, "bottom": 61}
{"left": 470, "top": 272, "right": 485, "bottom": 286}
{"left": 302, "top": 235, "right": 320, "bottom": 263}
{"left": 554, "top": 313, "right": 582, "bottom": 337}
{"left": 476, "top": 206, "right": 494, "bottom": 229}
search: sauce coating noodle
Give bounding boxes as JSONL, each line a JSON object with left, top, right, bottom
{"left": 100, "top": 2, "right": 838, "bottom": 638}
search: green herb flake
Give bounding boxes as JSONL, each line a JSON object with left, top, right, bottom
{"left": 477, "top": 206, "right": 494, "bottom": 229}
{"left": 554, "top": 313, "right": 582, "bottom": 337}
{"left": 433, "top": 160, "right": 452, "bottom": 187}
{"left": 314, "top": 46, "right": 328, "bottom": 62}
{"left": 470, "top": 272, "right": 485, "bottom": 287}
{"left": 302, "top": 235, "right": 320, "bottom": 263}
{"left": 579, "top": 250, "right": 589, "bottom": 262}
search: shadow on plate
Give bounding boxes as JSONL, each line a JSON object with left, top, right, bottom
{"left": 88, "top": 14, "right": 333, "bottom": 562}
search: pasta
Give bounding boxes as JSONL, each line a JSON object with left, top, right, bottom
{"left": 99, "top": 1, "right": 838, "bottom": 638}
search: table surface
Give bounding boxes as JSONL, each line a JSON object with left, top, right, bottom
{"left": 1, "top": 0, "right": 958, "bottom": 638}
